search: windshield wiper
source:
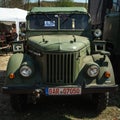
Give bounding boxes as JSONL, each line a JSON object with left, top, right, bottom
{"left": 43, "top": 13, "right": 54, "bottom": 21}
{"left": 60, "top": 14, "right": 74, "bottom": 26}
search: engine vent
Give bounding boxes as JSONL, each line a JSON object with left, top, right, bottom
{"left": 46, "top": 53, "right": 76, "bottom": 84}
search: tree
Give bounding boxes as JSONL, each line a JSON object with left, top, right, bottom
{"left": 0, "top": 0, "right": 25, "bottom": 9}
{"left": 7, "top": 0, "right": 24, "bottom": 8}
{"left": 0, "top": 0, "right": 9, "bottom": 7}
{"left": 55, "top": 0, "right": 74, "bottom": 7}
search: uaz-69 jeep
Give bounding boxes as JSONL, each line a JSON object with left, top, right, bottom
{"left": 2, "top": 7, "right": 117, "bottom": 112}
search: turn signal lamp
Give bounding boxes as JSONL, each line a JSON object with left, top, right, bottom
{"left": 104, "top": 72, "right": 111, "bottom": 78}
{"left": 9, "top": 73, "right": 15, "bottom": 79}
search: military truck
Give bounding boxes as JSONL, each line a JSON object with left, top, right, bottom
{"left": 2, "top": 7, "right": 117, "bottom": 112}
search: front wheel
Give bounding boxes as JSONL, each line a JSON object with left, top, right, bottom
{"left": 92, "top": 92, "right": 109, "bottom": 113}
{"left": 10, "top": 94, "right": 28, "bottom": 112}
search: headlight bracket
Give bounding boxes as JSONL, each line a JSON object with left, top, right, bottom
{"left": 93, "top": 40, "right": 106, "bottom": 52}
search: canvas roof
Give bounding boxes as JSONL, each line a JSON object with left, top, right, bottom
{"left": 30, "top": 7, "right": 87, "bottom": 14}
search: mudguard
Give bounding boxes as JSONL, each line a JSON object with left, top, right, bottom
{"left": 77, "top": 53, "right": 115, "bottom": 86}
{"left": 92, "top": 54, "right": 115, "bottom": 84}
{"left": 5, "top": 53, "right": 40, "bottom": 86}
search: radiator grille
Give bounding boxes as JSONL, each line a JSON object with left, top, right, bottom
{"left": 46, "top": 53, "right": 75, "bottom": 84}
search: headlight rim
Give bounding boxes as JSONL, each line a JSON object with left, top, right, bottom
{"left": 20, "top": 65, "right": 32, "bottom": 78}
{"left": 94, "top": 28, "right": 102, "bottom": 38}
{"left": 86, "top": 64, "right": 100, "bottom": 78}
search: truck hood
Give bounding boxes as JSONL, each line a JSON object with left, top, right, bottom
{"left": 27, "top": 35, "right": 90, "bottom": 52}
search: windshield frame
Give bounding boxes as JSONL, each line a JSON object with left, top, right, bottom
{"left": 27, "top": 12, "right": 91, "bottom": 31}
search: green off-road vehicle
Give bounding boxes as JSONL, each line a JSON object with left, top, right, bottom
{"left": 2, "top": 7, "right": 118, "bottom": 112}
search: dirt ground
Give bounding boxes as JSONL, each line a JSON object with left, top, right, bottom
{"left": 0, "top": 54, "right": 11, "bottom": 71}
{"left": 0, "top": 54, "right": 120, "bottom": 120}
{"left": 0, "top": 54, "right": 11, "bottom": 87}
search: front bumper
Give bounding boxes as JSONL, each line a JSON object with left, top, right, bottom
{"left": 1, "top": 85, "right": 118, "bottom": 95}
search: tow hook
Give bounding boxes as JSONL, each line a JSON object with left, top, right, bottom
{"left": 33, "top": 89, "right": 43, "bottom": 98}
{"left": 32, "top": 89, "right": 43, "bottom": 104}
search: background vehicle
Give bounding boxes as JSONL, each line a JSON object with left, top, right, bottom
{"left": 88, "top": 0, "right": 120, "bottom": 84}
{"left": 88, "top": 0, "right": 113, "bottom": 39}
{"left": 103, "top": 2, "right": 120, "bottom": 84}
{"left": 2, "top": 7, "right": 117, "bottom": 112}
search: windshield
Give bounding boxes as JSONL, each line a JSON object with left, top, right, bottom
{"left": 28, "top": 13, "right": 90, "bottom": 30}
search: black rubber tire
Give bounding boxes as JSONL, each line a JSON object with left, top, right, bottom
{"left": 10, "top": 94, "right": 28, "bottom": 112}
{"left": 92, "top": 92, "right": 109, "bottom": 113}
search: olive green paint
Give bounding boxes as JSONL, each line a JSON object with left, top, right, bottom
{"left": 3, "top": 7, "right": 117, "bottom": 94}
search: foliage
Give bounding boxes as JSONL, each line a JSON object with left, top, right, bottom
{"left": 0, "top": 0, "right": 24, "bottom": 8}
{"left": 55, "top": 0, "right": 74, "bottom": 7}
{"left": 0, "top": 0, "right": 87, "bottom": 10}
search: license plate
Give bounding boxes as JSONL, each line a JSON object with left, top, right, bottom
{"left": 45, "top": 87, "right": 81, "bottom": 95}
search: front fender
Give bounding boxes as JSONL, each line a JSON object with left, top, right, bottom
{"left": 5, "top": 53, "right": 37, "bottom": 86}
{"left": 78, "top": 54, "right": 115, "bottom": 86}
{"left": 7, "top": 53, "right": 25, "bottom": 76}
{"left": 92, "top": 54, "right": 115, "bottom": 84}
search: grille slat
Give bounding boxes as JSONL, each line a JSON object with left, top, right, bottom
{"left": 69, "top": 54, "right": 71, "bottom": 83}
{"left": 46, "top": 53, "right": 75, "bottom": 84}
{"left": 52, "top": 54, "right": 54, "bottom": 83}
{"left": 55, "top": 55, "right": 57, "bottom": 83}
{"left": 65, "top": 54, "right": 68, "bottom": 83}
{"left": 62, "top": 54, "right": 65, "bottom": 83}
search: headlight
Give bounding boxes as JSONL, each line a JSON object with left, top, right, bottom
{"left": 94, "top": 29, "right": 102, "bottom": 38}
{"left": 20, "top": 66, "right": 32, "bottom": 77}
{"left": 87, "top": 64, "right": 99, "bottom": 77}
